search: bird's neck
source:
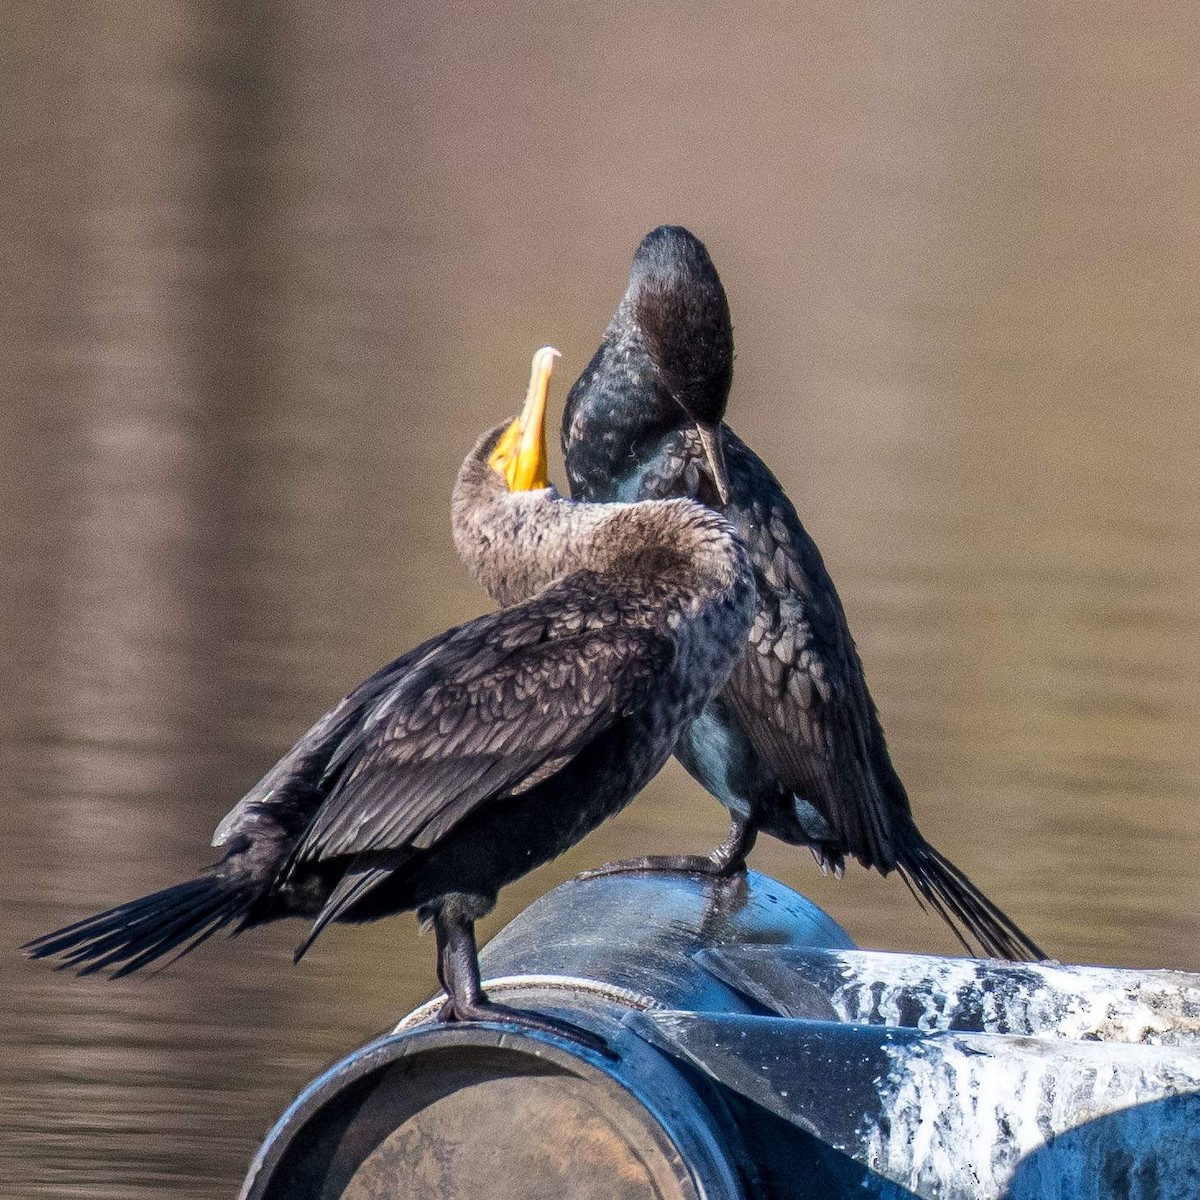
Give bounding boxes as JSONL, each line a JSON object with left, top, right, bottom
{"left": 561, "top": 326, "right": 682, "bottom": 503}
{"left": 452, "top": 428, "right": 746, "bottom": 610}
{"left": 582, "top": 499, "right": 751, "bottom": 611}
{"left": 451, "top": 431, "right": 611, "bottom": 606}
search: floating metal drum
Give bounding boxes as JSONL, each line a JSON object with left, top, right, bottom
{"left": 239, "top": 870, "right": 855, "bottom": 1200}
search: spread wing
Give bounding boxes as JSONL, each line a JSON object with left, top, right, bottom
{"left": 211, "top": 647, "right": 438, "bottom": 852}
{"left": 714, "top": 432, "right": 909, "bottom": 870}
{"left": 290, "top": 572, "right": 675, "bottom": 865}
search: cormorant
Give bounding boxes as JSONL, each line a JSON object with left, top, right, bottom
{"left": 23, "top": 347, "right": 756, "bottom": 1046}
{"left": 562, "top": 227, "right": 1044, "bottom": 961}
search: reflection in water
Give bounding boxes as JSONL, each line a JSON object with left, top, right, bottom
{"left": 2, "top": 3, "right": 1198, "bottom": 1197}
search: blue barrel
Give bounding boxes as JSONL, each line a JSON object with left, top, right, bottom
{"left": 239, "top": 870, "right": 852, "bottom": 1200}
{"left": 240, "top": 870, "right": 1200, "bottom": 1198}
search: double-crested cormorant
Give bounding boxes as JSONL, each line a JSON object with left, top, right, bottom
{"left": 562, "top": 227, "right": 1044, "bottom": 961}
{"left": 24, "top": 347, "right": 756, "bottom": 1044}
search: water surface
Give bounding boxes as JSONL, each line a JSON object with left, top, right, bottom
{"left": 3, "top": 4, "right": 1199, "bottom": 1196}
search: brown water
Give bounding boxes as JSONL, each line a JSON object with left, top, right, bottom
{"left": 3, "top": 4, "right": 1199, "bottom": 1196}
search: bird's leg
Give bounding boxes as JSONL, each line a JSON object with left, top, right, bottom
{"left": 577, "top": 815, "right": 756, "bottom": 880}
{"left": 709, "top": 817, "right": 757, "bottom": 872}
{"left": 433, "top": 925, "right": 456, "bottom": 1023}
{"left": 433, "top": 911, "right": 485, "bottom": 1020}
{"left": 432, "top": 910, "right": 615, "bottom": 1059}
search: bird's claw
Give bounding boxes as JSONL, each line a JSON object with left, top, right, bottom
{"left": 435, "top": 995, "right": 617, "bottom": 1060}
{"left": 578, "top": 853, "right": 744, "bottom": 881}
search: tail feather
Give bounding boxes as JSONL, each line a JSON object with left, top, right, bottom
{"left": 292, "top": 861, "right": 393, "bottom": 964}
{"left": 897, "top": 841, "right": 1045, "bottom": 962}
{"left": 54, "top": 885, "right": 217, "bottom": 973}
{"left": 21, "top": 875, "right": 256, "bottom": 977}
{"left": 88, "top": 886, "right": 240, "bottom": 979}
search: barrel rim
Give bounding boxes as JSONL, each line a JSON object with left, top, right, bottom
{"left": 239, "top": 1020, "right": 745, "bottom": 1200}
{"left": 394, "top": 972, "right": 669, "bottom": 1031}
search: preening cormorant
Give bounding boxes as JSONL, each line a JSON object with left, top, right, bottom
{"left": 562, "top": 227, "right": 1045, "bottom": 961}
{"left": 24, "top": 347, "right": 756, "bottom": 1045}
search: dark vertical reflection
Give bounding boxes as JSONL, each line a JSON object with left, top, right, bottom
{"left": 0, "top": 5, "right": 320, "bottom": 1197}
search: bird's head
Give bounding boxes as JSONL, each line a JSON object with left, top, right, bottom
{"left": 454, "top": 346, "right": 563, "bottom": 606}
{"left": 625, "top": 225, "right": 734, "bottom": 502}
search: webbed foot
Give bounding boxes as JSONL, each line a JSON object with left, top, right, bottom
{"left": 578, "top": 817, "right": 756, "bottom": 882}
{"left": 436, "top": 994, "right": 616, "bottom": 1059}
{"left": 577, "top": 852, "right": 744, "bottom": 880}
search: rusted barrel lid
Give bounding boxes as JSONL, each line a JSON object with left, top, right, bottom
{"left": 239, "top": 1022, "right": 746, "bottom": 1200}
{"left": 239, "top": 871, "right": 853, "bottom": 1200}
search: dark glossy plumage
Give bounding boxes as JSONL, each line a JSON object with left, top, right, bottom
{"left": 24, "top": 393, "right": 755, "bottom": 1044}
{"left": 563, "top": 226, "right": 1044, "bottom": 961}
